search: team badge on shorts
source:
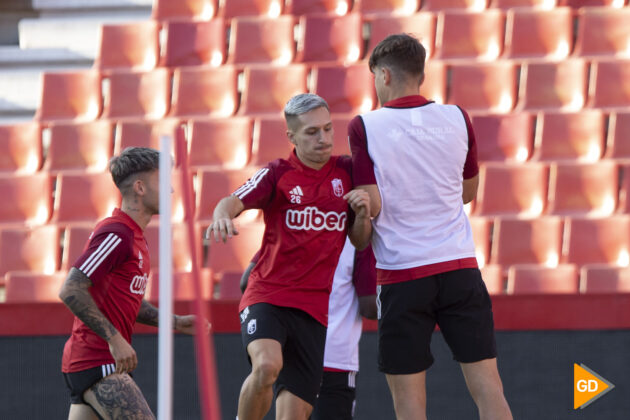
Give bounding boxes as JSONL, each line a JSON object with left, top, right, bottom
{"left": 248, "top": 319, "right": 257, "bottom": 334}
{"left": 331, "top": 178, "right": 344, "bottom": 197}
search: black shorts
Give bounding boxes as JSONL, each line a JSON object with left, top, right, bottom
{"left": 63, "top": 363, "right": 116, "bottom": 404}
{"left": 311, "top": 371, "right": 357, "bottom": 420}
{"left": 377, "top": 268, "right": 497, "bottom": 374}
{"left": 240, "top": 303, "right": 327, "bottom": 406}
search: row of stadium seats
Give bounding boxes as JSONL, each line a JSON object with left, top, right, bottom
{"left": 93, "top": 8, "right": 630, "bottom": 71}
{"left": 150, "top": 0, "right": 628, "bottom": 21}
{"left": 32, "top": 58, "right": 630, "bottom": 123}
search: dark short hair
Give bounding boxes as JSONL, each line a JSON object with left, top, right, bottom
{"left": 368, "top": 33, "right": 426, "bottom": 78}
{"left": 109, "top": 147, "right": 160, "bottom": 191}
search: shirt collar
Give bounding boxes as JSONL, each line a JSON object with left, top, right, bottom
{"left": 383, "top": 95, "right": 432, "bottom": 108}
{"left": 113, "top": 208, "right": 143, "bottom": 233}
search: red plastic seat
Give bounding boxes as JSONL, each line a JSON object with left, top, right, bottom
{"left": 563, "top": 216, "right": 630, "bottom": 266}
{"left": 532, "top": 110, "right": 605, "bottom": 162}
{"left": 420, "top": 60, "right": 446, "bottom": 104}
{"left": 196, "top": 168, "right": 264, "bottom": 221}
{"left": 0, "top": 123, "right": 41, "bottom": 174}
{"left": 52, "top": 172, "right": 121, "bottom": 224}
{"left": 207, "top": 221, "right": 265, "bottom": 273}
{"left": 518, "top": 59, "right": 588, "bottom": 111}
{"left": 61, "top": 224, "right": 93, "bottom": 271}
{"left": 311, "top": 64, "right": 376, "bottom": 113}
{"left": 219, "top": 0, "right": 284, "bottom": 18}
{"left": 580, "top": 264, "right": 630, "bottom": 293}
{"left": 286, "top": 0, "right": 351, "bottom": 15}
{"left": 0, "top": 226, "right": 60, "bottom": 277}
{"left": 547, "top": 161, "right": 618, "bottom": 216}
{"left": 507, "top": 264, "right": 579, "bottom": 294}
{"left": 144, "top": 222, "right": 196, "bottom": 272}
{"left": 251, "top": 117, "right": 294, "bottom": 166}
{"left": 448, "top": 61, "right": 517, "bottom": 113}
{"left": 560, "top": 0, "right": 627, "bottom": 6}
{"left": 574, "top": 7, "right": 630, "bottom": 57}
{"left": 618, "top": 164, "right": 630, "bottom": 213}
{"left": 35, "top": 71, "right": 102, "bottom": 122}
{"left": 146, "top": 269, "right": 213, "bottom": 302}
{"left": 605, "top": 112, "right": 630, "bottom": 160}
{"left": 331, "top": 115, "right": 352, "bottom": 156}
{"left": 188, "top": 117, "right": 253, "bottom": 169}
{"left": 424, "top": 0, "right": 489, "bottom": 10}
{"left": 102, "top": 69, "right": 171, "bottom": 120}
{"left": 113, "top": 119, "right": 182, "bottom": 159}
{"left": 435, "top": 10, "right": 505, "bottom": 61}
{"left": 297, "top": 13, "right": 363, "bottom": 63}
{"left": 356, "top": 0, "right": 420, "bottom": 14}
{"left": 503, "top": 8, "right": 573, "bottom": 60}
{"left": 95, "top": 22, "right": 159, "bottom": 70}
{"left": 588, "top": 60, "right": 630, "bottom": 110}
{"left": 161, "top": 19, "right": 227, "bottom": 68}
{"left": 490, "top": 0, "right": 557, "bottom": 8}
{"left": 471, "top": 113, "right": 534, "bottom": 162}
{"left": 239, "top": 65, "right": 308, "bottom": 115}
{"left": 228, "top": 16, "right": 295, "bottom": 65}
{"left": 43, "top": 121, "right": 113, "bottom": 173}
{"left": 0, "top": 172, "right": 52, "bottom": 226}
{"left": 480, "top": 264, "right": 505, "bottom": 294}
{"left": 170, "top": 66, "right": 238, "bottom": 118}
{"left": 152, "top": 0, "right": 217, "bottom": 21}
{"left": 364, "top": 12, "right": 436, "bottom": 59}
{"left": 4, "top": 271, "right": 66, "bottom": 302}
{"left": 491, "top": 217, "right": 563, "bottom": 267}
{"left": 474, "top": 162, "right": 549, "bottom": 217}
{"left": 216, "top": 271, "right": 244, "bottom": 300}
{"left": 469, "top": 216, "right": 492, "bottom": 267}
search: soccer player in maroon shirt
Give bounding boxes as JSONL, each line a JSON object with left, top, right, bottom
{"left": 59, "top": 147, "right": 206, "bottom": 420}
{"left": 208, "top": 93, "right": 372, "bottom": 420}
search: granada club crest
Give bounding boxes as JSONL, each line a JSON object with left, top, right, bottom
{"left": 331, "top": 178, "right": 344, "bottom": 197}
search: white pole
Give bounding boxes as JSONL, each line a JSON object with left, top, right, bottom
{"left": 157, "top": 135, "right": 173, "bottom": 420}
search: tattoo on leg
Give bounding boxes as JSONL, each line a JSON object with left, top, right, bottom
{"left": 89, "top": 374, "right": 155, "bottom": 420}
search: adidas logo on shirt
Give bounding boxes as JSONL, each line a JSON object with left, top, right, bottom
{"left": 290, "top": 185, "right": 304, "bottom": 204}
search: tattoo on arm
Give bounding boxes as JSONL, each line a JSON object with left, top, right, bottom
{"left": 59, "top": 268, "right": 118, "bottom": 341}
{"left": 136, "top": 300, "right": 159, "bottom": 327}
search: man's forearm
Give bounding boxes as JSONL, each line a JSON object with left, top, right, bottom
{"left": 59, "top": 268, "right": 119, "bottom": 341}
{"left": 136, "top": 300, "right": 159, "bottom": 327}
{"left": 349, "top": 216, "right": 372, "bottom": 251}
{"left": 213, "top": 195, "right": 245, "bottom": 220}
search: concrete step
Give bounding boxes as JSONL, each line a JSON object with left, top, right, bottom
{"left": 0, "top": 45, "right": 92, "bottom": 68}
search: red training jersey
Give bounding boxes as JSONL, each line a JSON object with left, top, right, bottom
{"left": 236, "top": 151, "right": 353, "bottom": 326}
{"left": 61, "top": 208, "right": 150, "bottom": 373}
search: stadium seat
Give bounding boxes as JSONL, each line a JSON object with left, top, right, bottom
{"left": 532, "top": 110, "right": 605, "bottom": 162}
{"left": 219, "top": 0, "right": 284, "bottom": 18}
{"left": 161, "top": 20, "right": 227, "bottom": 68}
{"left": 207, "top": 221, "right": 265, "bottom": 273}
{"left": 558, "top": 0, "right": 625, "bottom": 6}
{"left": 563, "top": 216, "right": 630, "bottom": 266}
{"left": 196, "top": 168, "right": 263, "bottom": 221}
{"left": 239, "top": 65, "right": 308, "bottom": 115}
{"left": 471, "top": 113, "right": 534, "bottom": 162}
{"left": 517, "top": 59, "right": 588, "bottom": 111}
{"left": 506, "top": 264, "right": 579, "bottom": 294}
{"left": 188, "top": 117, "right": 253, "bottom": 169}
{"left": 491, "top": 217, "right": 563, "bottom": 267}
{"left": 144, "top": 222, "right": 196, "bottom": 272}
{"left": 588, "top": 60, "right": 630, "bottom": 110}
{"left": 94, "top": 22, "right": 159, "bottom": 71}
{"left": 364, "top": 12, "right": 436, "bottom": 58}
{"left": 474, "top": 162, "right": 549, "bottom": 217}
{"left": 170, "top": 66, "right": 239, "bottom": 118}
{"left": 35, "top": 71, "right": 102, "bottom": 122}
{"left": 469, "top": 216, "right": 492, "bottom": 267}
{"left": 146, "top": 269, "right": 213, "bottom": 302}
{"left": 152, "top": 0, "right": 217, "bottom": 21}
{"left": 356, "top": 0, "right": 420, "bottom": 14}
{"left": 113, "top": 119, "right": 182, "bottom": 160}
{"left": 286, "top": 0, "right": 351, "bottom": 15}
{"left": 448, "top": 61, "right": 517, "bottom": 113}
{"left": 480, "top": 264, "right": 505, "bottom": 295}
{"left": 311, "top": 64, "right": 376, "bottom": 113}
{"left": 420, "top": 60, "right": 446, "bottom": 104}
{"left": 574, "top": 7, "right": 630, "bottom": 58}
{"left": 580, "top": 264, "right": 630, "bottom": 293}
{"left": 423, "top": 0, "right": 488, "bottom": 10}
{"left": 227, "top": 16, "right": 295, "bottom": 65}
{"left": 296, "top": 13, "right": 363, "bottom": 63}
{"left": 613, "top": 164, "right": 630, "bottom": 213}
{"left": 490, "top": 0, "right": 557, "bottom": 8}
{"left": 0, "top": 172, "right": 52, "bottom": 226}
{"left": 0, "top": 123, "right": 41, "bottom": 174}
{"left": 434, "top": 10, "right": 505, "bottom": 61}
{"left": 4, "top": 271, "right": 66, "bottom": 303}
{"left": 547, "top": 161, "right": 618, "bottom": 216}
{"left": 0, "top": 226, "right": 60, "bottom": 276}
{"left": 61, "top": 224, "right": 93, "bottom": 271}
{"left": 216, "top": 271, "right": 244, "bottom": 300}
{"left": 503, "top": 7, "right": 573, "bottom": 60}
{"left": 101, "top": 69, "right": 171, "bottom": 120}
{"left": 331, "top": 115, "right": 352, "bottom": 156}
{"left": 52, "top": 172, "right": 121, "bottom": 224}
{"left": 42, "top": 121, "right": 113, "bottom": 173}
{"left": 251, "top": 117, "right": 294, "bottom": 166}
{"left": 605, "top": 112, "right": 630, "bottom": 160}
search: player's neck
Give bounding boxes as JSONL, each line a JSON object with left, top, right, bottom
{"left": 381, "top": 84, "right": 419, "bottom": 105}
{"left": 120, "top": 201, "right": 153, "bottom": 231}
{"left": 295, "top": 152, "right": 328, "bottom": 170}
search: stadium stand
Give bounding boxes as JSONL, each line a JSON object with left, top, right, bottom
{"left": 188, "top": 117, "right": 253, "bottom": 169}
{"left": 573, "top": 7, "right": 630, "bottom": 57}
{"left": 94, "top": 22, "right": 160, "bottom": 71}
{"left": 506, "top": 264, "right": 579, "bottom": 294}
{"left": 419, "top": 59, "right": 446, "bottom": 104}
{"left": 364, "top": 12, "right": 436, "bottom": 58}
{"left": 285, "top": 0, "right": 352, "bottom": 15}
{"left": 238, "top": 64, "right": 308, "bottom": 115}
{"left": 296, "top": 13, "right": 363, "bottom": 63}
{"left": 0, "top": 225, "right": 59, "bottom": 277}
{"left": 472, "top": 113, "right": 534, "bottom": 162}
{"left": 218, "top": 0, "right": 284, "bottom": 18}
{"left": 152, "top": 0, "right": 217, "bottom": 21}
{"left": 170, "top": 66, "right": 239, "bottom": 118}
{"left": 161, "top": 20, "right": 227, "bottom": 68}
{"left": 251, "top": 117, "right": 295, "bottom": 165}
{"left": 145, "top": 269, "right": 213, "bottom": 301}
{"left": 563, "top": 216, "right": 630, "bottom": 266}
{"left": 448, "top": 61, "right": 517, "bottom": 113}
{"left": 0, "top": 172, "right": 52, "bottom": 226}
{"left": 588, "top": 60, "right": 630, "bottom": 110}
{"left": 356, "top": 0, "right": 420, "bottom": 14}
{"left": 605, "top": 112, "right": 630, "bottom": 160}
{"left": 113, "top": 118, "right": 182, "bottom": 159}
{"left": 0, "top": 123, "right": 41, "bottom": 173}
{"left": 35, "top": 70, "right": 102, "bottom": 122}
{"left": 101, "top": 68, "right": 171, "bottom": 120}
{"left": 4, "top": 271, "right": 66, "bottom": 302}
{"left": 311, "top": 63, "right": 376, "bottom": 114}
{"left": 227, "top": 15, "right": 295, "bottom": 65}
{"left": 580, "top": 265, "right": 630, "bottom": 293}
{"left": 434, "top": 10, "right": 505, "bottom": 61}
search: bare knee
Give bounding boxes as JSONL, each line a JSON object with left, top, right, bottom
{"left": 252, "top": 358, "right": 282, "bottom": 387}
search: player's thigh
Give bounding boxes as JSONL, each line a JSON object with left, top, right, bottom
{"left": 83, "top": 373, "right": 154, "bottom": 420}
{"left": 311, "top": 371, "right": 356, "bottom": 420}
{"left": 68, "top": 403, "right": 100, "bottom": 420}
{"left": 276, "top": 389, "right": 313, "bottom": 420}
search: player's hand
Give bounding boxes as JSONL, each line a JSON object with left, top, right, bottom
{"left": 174, "top": 314, "right": 211, "bottom": 335}
{"left": 344, "top": 189, "right": 371, "bottom": 219}
{"left": 206, "top": 217, "right": 239, "bottom": 243}
{"left": 108, "top": 332, "right": 138, "bottom": 374}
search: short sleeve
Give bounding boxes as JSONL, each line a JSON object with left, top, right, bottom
{"left": 352, "top": 244, "right": 377, "bottom": 297}
{"left": 458, "top": 107, "right": 479, "bottom": 179}
{"left": 73, "top": 223, "right": 133, "bottom": 284}
{"left": 348, "top": 116, "right": 377, "bottom": 186}
{"left": 232, "top": 165, "right": 276, "bottom": 210}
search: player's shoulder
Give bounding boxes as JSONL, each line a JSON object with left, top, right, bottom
{"left": 332, "top": 155, "right": 353, "bottom": 177}
{"left": 92, "top": 219, "right": 135, "bottom": 243}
